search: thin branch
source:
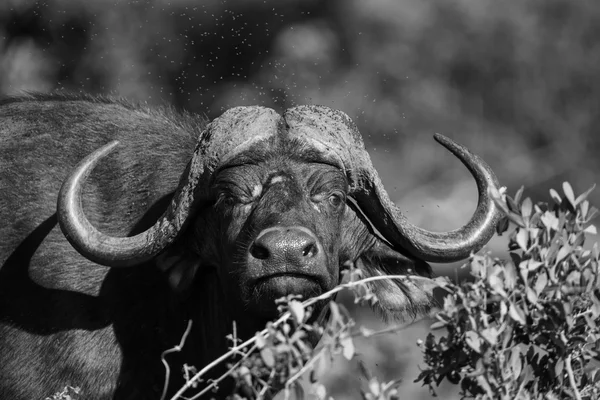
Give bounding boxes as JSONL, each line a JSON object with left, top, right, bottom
{"left": 185, "top": 344, "right": 258, "bottom": 400}
{"left": 351, "top": 319, "right": 421, "bottom": 339}
{"left": 565, "top": 354, "right": 582, "bottom": 400}
{"left": 160, "top": 320, "right": 193, "bottom": 400}
{"left": 258, "top": 369, "right": 277, "bottom": 398}
{"left": 285, "top": 345, "right": 328, "bottom": 390}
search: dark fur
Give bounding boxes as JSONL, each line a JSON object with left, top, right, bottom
{"left": 0, "top": 93, "right": 433, "bottom": 399}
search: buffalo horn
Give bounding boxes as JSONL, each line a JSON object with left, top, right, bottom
{"left": 284, "top": 105, "right": 501, "bottom": 263}
{"left": 58, "top": 106, "right": 281, "bottom": 267}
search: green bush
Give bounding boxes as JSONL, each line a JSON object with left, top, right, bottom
{"left": 162, "top": 182, "right": 600, "bottom": 400}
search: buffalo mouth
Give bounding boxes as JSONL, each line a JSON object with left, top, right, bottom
{"left": 247, "top": 271, "right": 326, "bottom": 316}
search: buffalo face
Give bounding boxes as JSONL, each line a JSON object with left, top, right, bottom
{"left": 206, "top": 155, "right": 348, "bottom": 317}
{"left": 57, "top": 105, "right": 501, "bottom": 322}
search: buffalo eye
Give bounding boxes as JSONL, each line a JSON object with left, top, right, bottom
{"left": 216, "top": 191, "right": 247, "bottom": 208}
{"left": 327, "top": 193, "right": 345, "bottom": 209}
{"left": 216, "top": 193, "right": 235, "bottom": 208}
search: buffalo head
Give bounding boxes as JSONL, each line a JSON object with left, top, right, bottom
{"left": 58, "top": 105, "right": 500, "bottom": 321}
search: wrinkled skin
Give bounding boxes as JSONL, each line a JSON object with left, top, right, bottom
{"left": 194, "top": 146, "right": 368, "bottom": 320}
{"left": 0, "top": 93, "right": 493, "bottom": 399}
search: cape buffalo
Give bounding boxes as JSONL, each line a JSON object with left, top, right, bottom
{"left": 0, "top": 92, "right": 501, "bottom": 399}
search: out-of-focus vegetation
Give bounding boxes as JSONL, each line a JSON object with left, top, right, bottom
{"left": 2, "top": 1, "right": 598, "bottom": 399}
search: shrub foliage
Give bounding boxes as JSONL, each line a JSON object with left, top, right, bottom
{"left": 417, "top": 183, "right": 600, "bottom": 400}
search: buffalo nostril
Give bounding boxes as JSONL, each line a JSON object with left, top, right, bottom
{"left": 250, "top": 244, "right": 270, "bottom": 260}
{"left": 302, "top": 243, "right": 318, "bottom": 257}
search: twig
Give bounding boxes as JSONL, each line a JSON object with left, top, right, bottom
{"left": 285, "top": 345, "right": 328, "bottom": 391}
{"left": 565, "top": 354, "right": 582, "bottom": 400}
{"left": 169, "top": 274, "right": 435, "bottom": 400}
{"left": 160, "top": 320, "right": 193, "bottom": 400}
{"left": 258, "top": 369, "right": 277, "bottom": 398}
{"left": 186, "top": 344, "right": 258, "bottom": 400}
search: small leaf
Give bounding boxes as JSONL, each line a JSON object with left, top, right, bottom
{"left": 582, "top": 200, "right": 590, "bottom": 219}
{"left": 480, "top": 327, "right": 499, "bottom": 345}
{"left": 314, "top": 384, "right": 327, "bottom": 400}
{"left": 289, "top": 300, "right": 306, "bottom": 324}
{"left": 359, "top": 326, "right": 375, "bottom": 337}
{"left": 507, "top": 196, "right": 520, "bottom": 213}
{"left": 592, "top": 293, "right": 600, "bottom": 318}
{"left": 358, "top": 359, "right": 373, "bottom": 381}
{"left": 341, "top": 335, "right": 355, "bottom": 360}
{"left": 504, "top": 262, "right": 517, "bottom": 289}
{"left": 311, "top": 354, "right": 328, "bottom": 382}
{"left": 443, "top": 294, "right": 456, "bottom": 309}
{"left": 527, "top": 260, "right": 543, "bottom": 272}
{"left": 574, "top": 184, "right": 596, "bottom": 206}
{"left": 534, "top": 272, "right": 548, "bottom": 295}
{"left": 488, "top": 274, "right": 506, "bottom": 297}
{"left": 526, "top": 286, "right": 538, "bottom": 304}
{"left": 329, "top": 301, "right": 341, "bottom": 324}
{"left": 239, "top": 365, "right": 253, "bottom": 387}
{"left": 511, "top": 347, "right": 523, "bottom": 380}
{"left": 585, "top": 225, "right": 597, "bottom": 235}
{"left": 430, "top": 320, "right": 447, "bottom": 330}
{"left": 368, "top": 378, "right": 380, "bottom": 396}
{"left": 500, "top": 300, "right": 508, "bottom": 319}
{"left": 516, "top": 228, "right": 529, "bottom": 251}
{"left": 566, "top": 270, "right": 581, "bottom": 285}
{"left": 519, "top": 261, "right": 529, "bottom": 282}
{"left": 282, "top": 323, "right": 291, "bottom": 336}
{"left": 475, "top": 371, "right": 494, "bottom": 398}
{"left": 541, "top": 211, "right": 559, "bottom": 231}
{"left": 584, "top": 313, "right": 597, "bottom": 330}
{"left": 550, "top": 188, "right": 562, "bottom": 204}
{"left": 465, "top": 331, "right": 481, "bottom": 353}
{"left": 514, "top": 186, "right": 525, "bottom": 204}
{"left": 509, "top": 303, "right": 526, "bottom": 325}
{"left": 555, "top": 359, "right": 564, "bottom": 381}
{"left": 255, "top": 332, "right": 266, "bottom": 349}
{"left": 563, "top": 182, "right": 575, "bottom": 207}
{"left": 555, "top": 245, "right": 571, "bottom": 264}
{"left": 496, "top": 216, "right": 510, "bottom": 235}
{"left": 470, "top": 255, "right": 486, "bottom": 279}
{"left": 507, "top": 211, "right": 526, "bottom": 228}
{"left": 261, "top": 347, "right": 276, "bottom": 368}
{"left": 521, "top": 197, "right": 533, "bottom": 219}
{"left": 572, "top": 232, "right": 585, "bottom": 247}
{"left": 588, "top": 206, "right": 600, "bottom": 222}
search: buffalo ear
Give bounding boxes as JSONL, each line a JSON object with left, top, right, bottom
{"left": 156, "top": 245, "right": 201, "bottom": 293}
{"left": 357, "top": 241, "right": 438, "bottom": 321}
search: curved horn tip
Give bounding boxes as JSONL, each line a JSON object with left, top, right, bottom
{"left": 432, "top": 133, "right": 496, "bottom": 181}
{"left": 96, "top": 140, "right": 120, "bottom": 158}
{"left": 58, "top": 140, "right": 121, "bottom": 198}
{"left": 74, "top": 141, "right": 121, "bottom": 178}
{"left": 433, "top": 133, "right": 463, "bottom": 153}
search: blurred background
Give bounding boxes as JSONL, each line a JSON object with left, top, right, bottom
{"left": 1, "top": 0, "right": 598, "bottom": 398}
